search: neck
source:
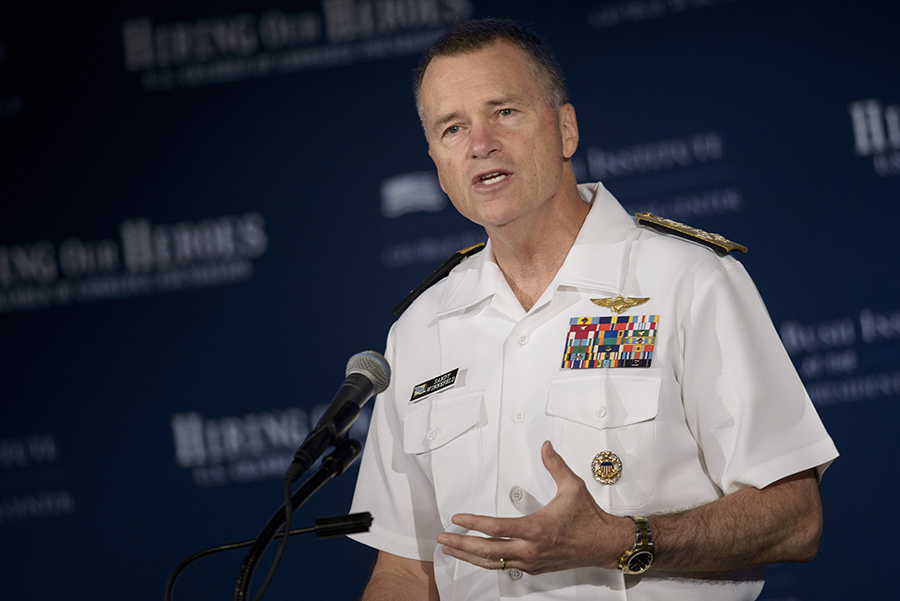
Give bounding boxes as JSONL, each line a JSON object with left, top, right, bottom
{"left": 487, "top": 176, "right": 589, "bottom": 312}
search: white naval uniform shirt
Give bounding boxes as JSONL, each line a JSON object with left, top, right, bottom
{"left": 349, "top": 182, "right": 838, "bottom": 600}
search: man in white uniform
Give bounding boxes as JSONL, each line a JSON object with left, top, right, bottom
{"left": 349, "top": 19, "right": 838, "bottom": 601}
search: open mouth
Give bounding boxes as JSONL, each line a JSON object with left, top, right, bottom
{"left": 477, "top": 171, "right": 509, "bottom": 185}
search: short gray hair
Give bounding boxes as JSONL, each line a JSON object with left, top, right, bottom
{"left": 413, "top": 19, "right": 569, "bottom": 129}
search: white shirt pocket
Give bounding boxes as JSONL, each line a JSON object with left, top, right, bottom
{"left": 547, "top": 374, "right": 660, "bottom": 510}
{"left": 402, "top": 390, "right": 485, "bottom": 522}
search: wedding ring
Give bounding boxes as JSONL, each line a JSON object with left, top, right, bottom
{"left": 499, "top": 558, "right": 506, "bottom": 571}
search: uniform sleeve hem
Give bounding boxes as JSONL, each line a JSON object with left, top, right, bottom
{"left": 726, "top": 437, "right": 839, "bottom": 493}
{"left": 347, "top": 523, "right": 436, "bottom": 562}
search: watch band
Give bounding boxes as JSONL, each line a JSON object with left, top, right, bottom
{"left": 618, "top": 515, "right": 655, "bottom": 574}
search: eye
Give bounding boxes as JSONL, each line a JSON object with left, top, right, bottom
{"left": 498, "top": 108, "right": 515, "bottom": 117}
{"left": 445, "top": 125, "right": 461, "bottom": 135}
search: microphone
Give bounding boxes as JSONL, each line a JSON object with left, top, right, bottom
{"left": 285, "top": 350, "right": 390, "bottom": 482}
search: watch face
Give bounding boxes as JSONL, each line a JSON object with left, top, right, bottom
{"left": 626, "top": 550, "right": 653, "bottom": 574}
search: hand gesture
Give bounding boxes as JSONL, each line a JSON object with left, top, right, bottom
{"left": 436, "top": 441, "right": 633, "bottom": 574}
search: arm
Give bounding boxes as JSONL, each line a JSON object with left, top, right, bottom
{"left": 652, "top": 467, "right": 821, "bottom": 571}
{"left": 360, "top": 551, "right": 439, "bottom": 601}
{"left": 438, "top": 441, "right": 822, "bottom": 575}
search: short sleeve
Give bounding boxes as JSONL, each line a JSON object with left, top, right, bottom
{"left": 680, "top": 259, "right": 838, "bottom": 494}
{"left": 347, "top": 324, "right": 444, "bottom": 560}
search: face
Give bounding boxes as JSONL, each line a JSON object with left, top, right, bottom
{"left": 420, "top": 41, "right": 579, "bottom": 232}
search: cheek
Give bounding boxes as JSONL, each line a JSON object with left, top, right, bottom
{"left": 428, "top": 152, "right": 451, "bottom": 192}
{"left": 436, "top": 157, "right": 465, "bottom": 188}
{"left": 536, "top": 131, "right": 565, "bottom": 172}
{"left": 529, "top": 140, "right": 559, "bottom": 174}
{"left": 434, "top": 164, "right": 467, "bottom": 204}
{"left": 435, "top": 171, "right": 448, "bottom": 195}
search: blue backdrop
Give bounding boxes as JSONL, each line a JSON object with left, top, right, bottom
{"left": 1, "top": 1, "right": 898, "bottom": 599}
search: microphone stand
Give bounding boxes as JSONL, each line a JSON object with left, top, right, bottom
{"left": 164, "top": 511, "right": 372, "bottom": 601}
{"left": 233, "top": 438, "right": 364, "bottom": 601}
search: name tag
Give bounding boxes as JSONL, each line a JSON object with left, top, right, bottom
{"left": 410, "top": 368, "right": 459, "bottom": 402}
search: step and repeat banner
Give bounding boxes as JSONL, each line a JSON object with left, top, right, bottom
{"left": 1, "top": 1, "right": 897, "bottom": 599}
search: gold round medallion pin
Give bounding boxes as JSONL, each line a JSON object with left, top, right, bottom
{"left": 591, "top": 451, "right": 623, "bottom": 484}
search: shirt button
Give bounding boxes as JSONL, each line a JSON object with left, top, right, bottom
{"left": 514, "top": 411, "right": 525, "bottom": 423}
{"left": 426, "top": 430, "right": 437, "bottom": 441}
{"left": 517, "top": 334, "right": 529, "bottom": 345}
{"left": 510, "top": 486, "right": 524, "bottom": 503}
{"left": 509, "top": 568, "right": 524, "bottom": 581}
{"left": 597, "top": 406, "right": 607, "bottom": 418}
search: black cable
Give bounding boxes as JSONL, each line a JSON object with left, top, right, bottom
{"left": 165, "top": 525, "right": 304, "bottom": 601}
{"left": 232, "top": 439, "right": 363, "bottom": 601}
{"left": 249, "top": 478, "right": 294, "bottom": 601}
{"left": 163, "top": 511, "right": 372, "bottom": 601}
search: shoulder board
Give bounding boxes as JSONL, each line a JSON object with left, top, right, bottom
{"left": 392, "top": 243, "right": 486, "bottom": 315}
{"left": 636, "top": 212, "right": 748, "bottom": 256}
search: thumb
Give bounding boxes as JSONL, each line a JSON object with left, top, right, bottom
{"left": 541, "top": 440, "right": 581, "bottom": 490}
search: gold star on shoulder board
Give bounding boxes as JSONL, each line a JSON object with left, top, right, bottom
{"left": 591, "top": 295, "right": 650, "bottom": 314}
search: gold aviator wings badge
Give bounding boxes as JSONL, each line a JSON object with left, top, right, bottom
{"left": 591, "top": 295, "right": 650, "bottom": 314}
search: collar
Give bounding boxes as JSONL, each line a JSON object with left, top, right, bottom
{"left": 434, "top": 182, "right": 639, "bottom": 319}
{"left": 553, "top": 182, "right": 638, "bottom": 293}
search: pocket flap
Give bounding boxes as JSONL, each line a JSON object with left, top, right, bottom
{"left": 402, "top": 390, "right": 484, "bottom": 454}
{"left": 547, "top": 375, "right": 660, "bottom": 429}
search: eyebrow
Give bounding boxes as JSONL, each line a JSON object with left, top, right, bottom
{"left": 430, "top": 95, "right": 525, "bottom": 136}
{"left": 431, "top": 111, "right": 461, "bottom": 135}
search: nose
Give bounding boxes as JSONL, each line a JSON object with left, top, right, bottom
{"left": 468, "top": 120, "right": 501, "bottom": 158}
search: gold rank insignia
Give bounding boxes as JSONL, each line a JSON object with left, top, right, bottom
{"left": 592, "top": 451, "right": 623, "bottom": 485}
{"left": 636, "top": 212, "right": 748, "bottom": 256}
{"left": 591, "top": 295, "right": 650, "bottom": 314}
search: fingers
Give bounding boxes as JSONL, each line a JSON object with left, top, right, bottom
{"left": 436, "top": 442, "right": 593, "bottom": 576}
{"left": 441, "top": 546, "right": 513, "bottom": 572}
{"left": 541, "top": 440, "right": 581, "bottom": 490}
{"left": 450, "top": 512, "right": 523, "bottom": 538}
{"left": 437, "top": 530, "right": 522, "bottom": 570}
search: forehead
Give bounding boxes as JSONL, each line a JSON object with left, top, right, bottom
{"left": 420, "top": 41, "right": 545, "bottom": 115}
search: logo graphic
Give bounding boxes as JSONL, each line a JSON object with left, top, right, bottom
{"left": 589, "top": 0, "right": 740, "bottom": 29}
{"left": 848, "top": 98, "right": 900, "bottom": 176}
{"left": 582, "top": 132, "right": 724, "bottom": 180}
{"left": 381, "top": 172, "right": 448, "bottom": 218}
{"left": 780, "top": 306, "right": 900, "bottom": 406}
{"left": 575, "top": 132, "right": 743, "bottom": 222}
{"left": 0, "top": 434, "right": 74, "bottom": 525}
{"left": 0, "top": 212, "right": 267, "bottom": 314}
{"left": 122, "top": 1, "right": 473, "bottom": 91}
{"left": 171, "top": 406, "right": 371, "bottom": 487}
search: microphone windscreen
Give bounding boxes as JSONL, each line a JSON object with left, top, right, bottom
{"left": 345, "top": 350, "right": 391, "bottom": 394}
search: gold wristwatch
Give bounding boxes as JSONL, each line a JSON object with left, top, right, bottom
{"left": 618, "top": 516, "right": 654, "bottom": 574}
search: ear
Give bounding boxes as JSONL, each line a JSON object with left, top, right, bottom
{"left": 559, "top": 104, "right": 579, "bottom": 159}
